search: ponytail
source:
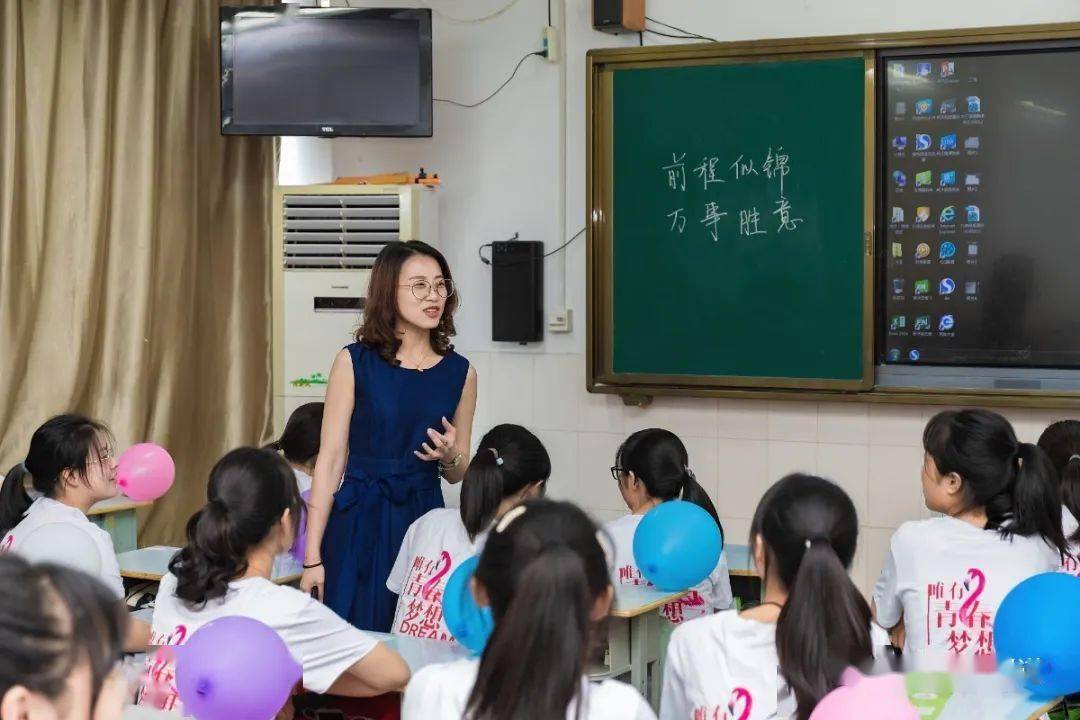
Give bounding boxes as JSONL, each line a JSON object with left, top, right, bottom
{"left": 171, "top": 448, "right": 302, "bottom": 606}
{"left": 0, "top": 465, "right": 33, "bottom": 535}
{"left": 0, "top": 414, "right": 113, "bottom": 535}
{"left": 926, "top": 410, "right": 1067, "bottom": 558}
{"left": 617, "top": 428, "right": 724, "bottom": 534}
{"left": 264, "top": 403, "right": 323, "bottom": 466}
{"left": 466, "top": 500, "right": 609, "bottom": 720}
{"left": 1008, "top": 444, "right": 1067, "bottom": 557}
{"left": 1036, "top": 419, "right": 1080, "bottom": 546}
{"left": 459, "top": 424, "right": 551, "bottom": 541}
{"left": 776, "top": 539, "right": 872, "bottom": 720}
{"left": 751, "top": 474, "right": 871, "bottom": 720}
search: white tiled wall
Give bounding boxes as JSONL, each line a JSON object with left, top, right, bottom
{"left": 453, "top": 350, "right": 1071, "bottom": 596}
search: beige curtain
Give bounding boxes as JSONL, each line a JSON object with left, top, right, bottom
{"left": 0, "top": 0, "right": 275, "bottom": 545}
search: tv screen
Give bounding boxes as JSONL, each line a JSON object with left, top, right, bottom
{"left": 880, "top": 43, "right": 1080, "bottom": 369}
{"left": 220, "top": 6, "right": 432, "bottom": 137}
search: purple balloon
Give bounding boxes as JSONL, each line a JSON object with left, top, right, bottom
{"left": 175, "top": 616, "right": 302, "bottom": 720}
{"left": 290, "top": 490, "right": 312, "bottom": 563}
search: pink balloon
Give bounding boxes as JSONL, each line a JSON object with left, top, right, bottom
{"left": 289, "top": 490, "right": 311, "bottom": 563}
{"left": 117, "top": 443, "right": 175, "bottom": 501}
{"left": 810, "top": 669, "right": 918, "bottom": 720}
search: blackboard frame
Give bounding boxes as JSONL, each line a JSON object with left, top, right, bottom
{"left": 586, "top": 22, "right": 1080, "bottom": 408}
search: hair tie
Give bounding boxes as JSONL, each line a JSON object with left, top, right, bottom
{"left": 495, "top": 504, "right": 526, "bottom": 533}
{"left": 805, "top": 537, "right": 830, "bottom": 550}
{"left": 1069, "top": 454, "right": 1080, "bottom": 463}
{"left": 488, "top": 448, "right": 504, "bottom": 467}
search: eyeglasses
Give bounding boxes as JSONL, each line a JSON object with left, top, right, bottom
{"left": 88, "top": 449, "right": 115, "bottom": 465}
{"left": 401, "top": 279, "right": 455, "bottom": 301}
{"left": 610, "top": 466, "right": 625, "bottom": 482}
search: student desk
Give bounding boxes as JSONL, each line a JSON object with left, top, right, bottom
{"left": 117, "top": 546, "right": 304, "bottom": 585}
{"left": 725, "top": 543, "right": 760, "bottom": 605}
{"left": 605, "top": 585, "right": 686, "bottom": 709}
{"left": 88, "top": 496, "right": 151, "bottom": 553}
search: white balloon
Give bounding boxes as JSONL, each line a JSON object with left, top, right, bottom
{"left": 18, "top": 522, "right": 103, "bottom": 576}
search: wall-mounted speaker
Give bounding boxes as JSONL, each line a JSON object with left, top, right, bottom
{"left": 592, "top": 0, "right": 645, "bottom": 34}
{"left": 491, "top": 240, "right": 544, "bottom": 344}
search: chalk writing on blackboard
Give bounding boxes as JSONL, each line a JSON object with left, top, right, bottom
{"left": 661, "top": 146, "right": 802, "bottom": 243}
{"left": 662, "top": 153, "right": 687, "bottom": 191}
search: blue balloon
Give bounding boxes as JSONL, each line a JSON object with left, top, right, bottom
{"left": 632, "top": 500, "right": 723, "bottom": 591}
{"left": 442, "top": 554, "right": 494, "bottom": 655}
{"left": 994, "top": 571, "right": 1080, "bottom": 697}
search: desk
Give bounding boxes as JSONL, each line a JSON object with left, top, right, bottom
{"left": 88, "top": 496, "right": 151, "bottom": 553}
{"left": 605, "top": 586, "right": 686, "bottom": 710}
{"left": 117, "top": 546, "right": 304, "bottom": 585}
{"left": 370, "top": 632, "right": 471, "bottom": 673}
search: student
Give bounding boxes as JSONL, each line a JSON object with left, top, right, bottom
{"left": 402, "top": 499, "right": 655, "bottom": 720}
{"left": 0, "top": 554, "right": 129, "bottom": 720}
{"left": 873, "top": 409, "right": 1066, "bottom": 658}
{"left": 264, "top": 402, "right": 324, "bottom": 494}
{"left": 1036, "top": 419, "right": 1080, "bottom": 575}
{"left": 0, "top": 414, "right": 125, "bottom": 599}
{"left": 661, "top": 474, "right": 870, "bottom": 720}
{"left": 140, "top": 447, "right": 409, "bottom": 713}
{"left": 606, "top": 429, "right": 732, "bottom": 623}
{"left": 387, "top": 424, "right": 549, "bottom": 642}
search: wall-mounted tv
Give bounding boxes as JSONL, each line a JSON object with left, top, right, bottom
{"left": 220, "top": 6, "right": 432, "bottom": 137}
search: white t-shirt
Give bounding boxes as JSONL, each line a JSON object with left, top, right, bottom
{"left": 402, "top": 657, "right": 656, "bottom": 720}
{"left": 661, "top": 610, "right": 795, "bottom": 720}
{"left": 387, "top": 508, "right": 481, "bottom": 643}
{"left": 604, "top": 513, "right": 733, "bottom": 624}
{"left": 139, "top": 572, "right": 378, "bottom": 711}
{"left": 293, "top": 467, "right": 312, "bottom": 495}
{"left": 1062, "top": 506, "right": 1080, "bottom": 577}
{"left": 0, "top": 497, "right": 124, "bottom": 599}
{"left": 873, "top": 516, "right": 1060, "bottom": 657}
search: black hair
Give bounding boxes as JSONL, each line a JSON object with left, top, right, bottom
{"left": 460, "top": 424, "right": 551, "bottom": 541}
{"left": 924, "top": 409, "right": 1067, "bottom": 558}
{"left": 170, "top": 447, "right": 303, "bottom": 606}
{"left": 0, "top": 554, "right": 126, "bottom": 712}
{"left": 750, "top": 474, "right": 871, "bottom": 720}
{"left": 466, "top": 500, "right": 610, "bottom": 720}
{"left": 0, "top": 414, "right": 114, "bottom": 535}
{"left": 615, "top": 428, "right": 724, "bottom": 533}
{"left": 263, "top": 402, "right": 324, "bottom": 466}
{"left": 1037, "top": 419, "right": 1080, "bottom": 545}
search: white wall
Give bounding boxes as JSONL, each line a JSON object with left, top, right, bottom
{"left": 315, "top": 0, "right": 1080, "bottom": 593}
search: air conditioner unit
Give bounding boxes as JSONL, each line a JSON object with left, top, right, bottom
{"left": 271, "top": 184, "right": 438, "bottom": 435}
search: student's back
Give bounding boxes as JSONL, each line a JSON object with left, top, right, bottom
{"left": 402, "top": 499, "right": 655, "bottom": 720}
{"left": 1037, "top": 420, "right": 1080, "bottom": 577}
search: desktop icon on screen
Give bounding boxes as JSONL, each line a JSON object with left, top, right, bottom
{"left": 915, "top": 98, "right": 934, "bottom": 115}
{"left": 967, "top": 241, "right": 979, "bottom": 256}
{"left": 915, "top": 279, "right": 930, "bottom": 295}
{"left": 917, "top": 62, "right": 932, "bottom": 77}
{"left": 890, "top": 315, "right": 907, "bottom": 331}
{"left": 891, "top": 206, "right": 905, "bottom": 223}
{"left": 940, "top": 133, "right": 957, "bottom": 151}
{"left": 964, "top": 136, "right": 980, "bottom": 150}
{"left": 888, "top": 348, "right": 902, "bottom": 362}
{"left": 891, "top": 63, "right": 905, "bottom": 78}
{"left": 915, "top": 134, "right": 932, "bottom": 151}
{"left": 939, "top": 278, "right": 956, "bottom": 295}
{"left": 915, "top": 243, "right": 931, "bottom": 259}
{"left": 916, "top": 170, "right": 932, "bottom": 187}
{"left": 941, "top": 60, "right": 955, "bottom": 77}
{"left": 893, "top": 279, "right": 905, "bottom": 294}
{"left": 909, "top": 349, "right": 921, "bottom": 361}
{"left": 893, "top": 171, "right": 908, "bottom": 187}
{"left": 965, "top": 281, "right": 979, "bottom": 295}
{"left": 939, "top": 242, "right": 957, "bottom": 259}
{"left": 915, "top": 207, "right": 930, "bottom": 223}
{"left": 940, "top": 171, "right": 956, "bottom": 187}
{"left": 940, "top": 205, "right": 956, "bottom": 223}
{"left": 914, "top": 315, "right": 931, "bottom": 331}
{"left": 892, "top": 242, "right": 903, "bottom": 258}
{"left": 896, "top": 102, "right": 907, "bottom": 115}
{"left": 967, "top": 96, "right": 982, "bottom": 113}
{"left": 892, "top": 135, "right": 908, "bottom": 150}
{"left": 965, "top": 204, "right": 981, "bottom": 222}
{"left": 939, "top": 314, "right": 955, "bottom": 332}
{"left": 940, "top": 98, "right": 957, "bottom": 114}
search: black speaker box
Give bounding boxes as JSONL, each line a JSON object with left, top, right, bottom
{"left": 491, "top": 240, "right": 543, "bottom": 344}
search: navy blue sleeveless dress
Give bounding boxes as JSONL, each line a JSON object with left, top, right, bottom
{"left": 322, "top": 342, "right": 470, "bottom": 631}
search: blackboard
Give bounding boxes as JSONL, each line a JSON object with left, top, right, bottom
{"left": 589, "top": 51, "right": 873, "bottom": 391}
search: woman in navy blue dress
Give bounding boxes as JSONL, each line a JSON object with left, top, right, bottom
{"left": 301, "top": 241, "right": 477, "bottom": 632}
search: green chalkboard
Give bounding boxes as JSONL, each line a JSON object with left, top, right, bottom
{"left": 605, "top": 54, "right": 870, "bottom": 388}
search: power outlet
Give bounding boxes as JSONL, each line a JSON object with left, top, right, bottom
{"left": 548, "top": 308, "right": 572, "bottom": 333}
{"left": 541, "top": 25, "right": 559, "bottom": 63}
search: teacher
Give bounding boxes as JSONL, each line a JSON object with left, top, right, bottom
{"left": 300, "top": 240, "right": 477, "bottom": 632}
